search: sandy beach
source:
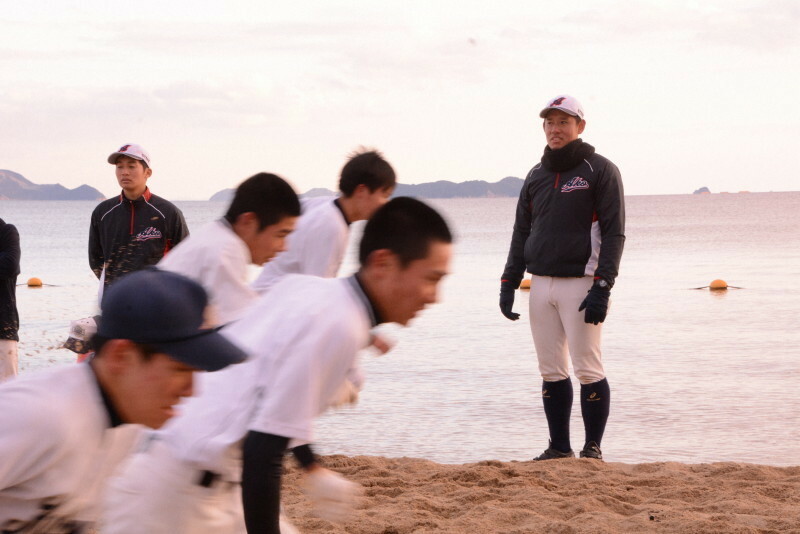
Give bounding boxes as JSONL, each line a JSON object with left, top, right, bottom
{"left": 281, "top": 455, "right": 800, "bottom": 533}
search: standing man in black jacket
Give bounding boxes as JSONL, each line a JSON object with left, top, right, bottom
{"left": 500, "top": 95, "right": 625, "bottom": 461}
{"left": 0, "top": 218, "right": 20, "bottom": 381}
{"left": 89, "top": 144, "right": 188, "bottom": 295}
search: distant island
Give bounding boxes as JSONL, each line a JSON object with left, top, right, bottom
{"left": 693, "top": 186, "right": 711, "bottom": 194}
{"left": 210, "top": 176, "right": 524, "bottom": 202}
{"left": 0, "top": 169, "right": 105, "bottom": 200}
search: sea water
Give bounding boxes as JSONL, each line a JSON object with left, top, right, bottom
{"left": 2, "top": 192, "right": 799, "bottom": 465}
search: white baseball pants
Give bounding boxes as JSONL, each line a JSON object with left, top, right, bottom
{"left": 528, "top": 275, "right": 606, "bottom": 384}
{"left": 103, "top": 439, "right": 245, "bottom": 534}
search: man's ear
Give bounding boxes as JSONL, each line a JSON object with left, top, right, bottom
{"left": 232, "top": 212, "right": 258, "bottom": 237}
{"left": 364, "top": 248, "right": 398, "bottom": 276}
{"left": 352, "top": 184, "right": 370, "bottom": 198}
{"left": 101, "top": 339, "right": 140, "bottom": 375}
{"left": 144, "top": 167, "right": 153, "bottom": 179}
{"left": 577, "top": 120, "right": 586, "bottom": 135}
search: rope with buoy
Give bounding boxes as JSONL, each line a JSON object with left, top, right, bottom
{"left": 17, "top": 277, "right": 59, "bottom": 287}
{"left": 690, "top": 279, "right": 743, "bottom": 290}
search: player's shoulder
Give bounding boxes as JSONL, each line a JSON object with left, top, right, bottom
{"left": 586, "top": 151, "right": 619, "bottom": 173}
{"left": 255, "top": 275, "right": 346, "bottom": 316}
{"left": 0, "top": 220, "right": 19, "bottom": 239}
{"left": 186, "top": 220, "right": 244, "bottom": 259}
{"left": 525, "top": 162, "right": 546, "bottom": 180}
{"left": 292, "top": 201, "right": 346, "bottom": 246}
{"left": 300, "top": 198, "right": 340, "bottom": 224}
{"left": 0, "top": 366, "right": 88, "bottom": 424}
{"left": 178, "top": 219, "right": 224, "bottom": 241}
{"left": 300, "top": 196, "right": 336, "bottom": 213}
{"left": 92, "top": 195, "right": 122, "bottom": 213}
{"left": 272, "top": 273, "right": 338, "bottom": 294}
{"left": 146, "top": 193, "right": 181, "bottom": 211}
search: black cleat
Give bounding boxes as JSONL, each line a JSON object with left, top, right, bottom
{"left": 533, "top": 442, "right": 575, "bottom": 461}
{"left": 580, "top": 441, "right": 603, "bottom": 460}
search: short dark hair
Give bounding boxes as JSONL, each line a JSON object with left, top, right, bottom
{"left": 90, "top": 334, "right": 156, "bottom": 361}
{"left": 359, "top": 197, "right": 452, "bottom": 267}
{"left": 224, "top": 173, "right": 301, "bottom": 230}
{"left": 339, "top": 148, "right": 396, "bottom": 197}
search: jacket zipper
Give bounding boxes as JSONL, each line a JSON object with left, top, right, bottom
{"left": 553, "top": 172, "right": 560, "bottom": 189}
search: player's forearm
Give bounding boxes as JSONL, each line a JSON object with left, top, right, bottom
{"left": 241, "top": 430, "right": 288, "bottom": 534}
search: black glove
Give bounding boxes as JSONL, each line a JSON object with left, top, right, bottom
{"left": 499, "top": 280, "right": 520, "bottom": 321}
{"left": 579, "top": 282, "right": 610, "bottom": 325}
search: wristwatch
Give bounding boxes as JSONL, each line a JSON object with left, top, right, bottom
{"left": 594, "top": 278, "right": 609, "bottom": 289}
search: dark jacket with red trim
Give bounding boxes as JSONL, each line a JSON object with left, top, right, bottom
{"left": 0, "top": 218, "right": 20, "bottom": 341}
{"left": 502, "top": 139, "right": 625, "bottom": 288}
{"left": 88, "top": 189, "right": 188, "bottom": 287}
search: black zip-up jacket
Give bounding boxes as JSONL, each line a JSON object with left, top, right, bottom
{"left": 0, "top": 218, "right": 20, "bottom": 341}
{"left": 88, "top": 188, "right": 189, "bottom": 287}
{"left": 502, "top": 139, "right": 625, "bottom": 288}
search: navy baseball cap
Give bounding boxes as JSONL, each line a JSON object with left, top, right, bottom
{"left": 97, "top": 269, "right": 247, "bottom": 371}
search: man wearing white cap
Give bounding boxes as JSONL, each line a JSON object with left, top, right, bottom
{"left": 0, "top": 269, "right": 247, "bottom": 532}
{"left": 500, "top": 95, "right": 626, "bottom": 461}
{"left": 89, "top": 143, "right": 189, "bottom": 291}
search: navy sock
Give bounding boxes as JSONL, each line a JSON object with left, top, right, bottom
{"left": 580, "top": 378, "right": 610, "bottom": 447}
{"left": 541, "top": 378, "right": 573, "bottom": 452}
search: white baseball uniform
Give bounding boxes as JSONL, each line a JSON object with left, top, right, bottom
{"left": 103, "top": 274, "right": 376, "bottom": 533}
{"left": 251, "top": 197, "right": 350, "bottom": 294}
{"left": 0, "top": 363, "right": 141, "bottom": 532}
{"left": 157, "top": 218, "right": 257, "bottom": 325}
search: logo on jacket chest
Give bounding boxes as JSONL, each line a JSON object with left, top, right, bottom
{"left": 134, "top": 227, "right": 163, "bottom": 241}
{"left": 561, "top": 176, "right": 589, "bottom": 193}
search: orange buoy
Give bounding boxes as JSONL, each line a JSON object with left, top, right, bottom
{"left": 709, "top": 279, "right": 728, "bottom": 290}
{"left": 519, "top": 279, "right": 531, "bottom": 290}
{"left": 27, "top": 277, "right": 43, "bottom": 287}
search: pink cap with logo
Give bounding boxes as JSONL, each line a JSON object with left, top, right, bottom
{"left": 108, "top": 143, "right": 151, "bottom": 166}
{"left": 539, "top": 95, "right": 584, "bottom": 120}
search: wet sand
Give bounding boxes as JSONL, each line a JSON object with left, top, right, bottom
{"left": 281, "top": 455, "right": 800, "bottom": 533}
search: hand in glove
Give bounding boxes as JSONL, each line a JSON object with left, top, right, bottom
{"left": 301, "top": 467, "right": 363, "bottom": 523}
{"left": 499, "top": 280, "right": 520, "bottom": 321}
{"left": 579, "top": 281, "right": 611, "bottom": 325}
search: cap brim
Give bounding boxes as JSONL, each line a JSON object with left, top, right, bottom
{"left": 63, "top": 337, "right": 92, "bottom": 354}
{"left": 539, "top": 107, "right": 581, "bottom": 119}
{"left": 108, "top": 152, "right": 146, "bottom": 164}
{"left": 153, "top": 329, "right": 248, "bottom": 372}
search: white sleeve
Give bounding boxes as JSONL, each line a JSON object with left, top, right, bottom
{"left": 248, "top": 316, "right": 360, "bottom": 442}
{"left": 160, "top": 233, "right": 256, "bottom": 325}
{"left": 204, "top": 242, "right": 258, "bottom": 324}
{"left": 0, "top": 389, "right": 59, "bottom": 490}
{"left": 292, "top": 217, "right": 348, "bottom": 278}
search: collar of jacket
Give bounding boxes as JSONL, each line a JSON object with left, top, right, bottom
{"left": 541, "top": 139, "right": 595, "bottom": 172}
{"left": 118, "top": 187, "right": 153, "bottom": 203}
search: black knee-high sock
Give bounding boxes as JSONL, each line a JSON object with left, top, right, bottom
{"left": 580, "top": 378, "right": 610, "bottom": 447}
{"left": 542, "top": 378, "right": 573, "bottom": 452}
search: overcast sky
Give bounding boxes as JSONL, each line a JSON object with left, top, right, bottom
{"left": 1, "top": 0, "right": 798, "bottom": 200}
